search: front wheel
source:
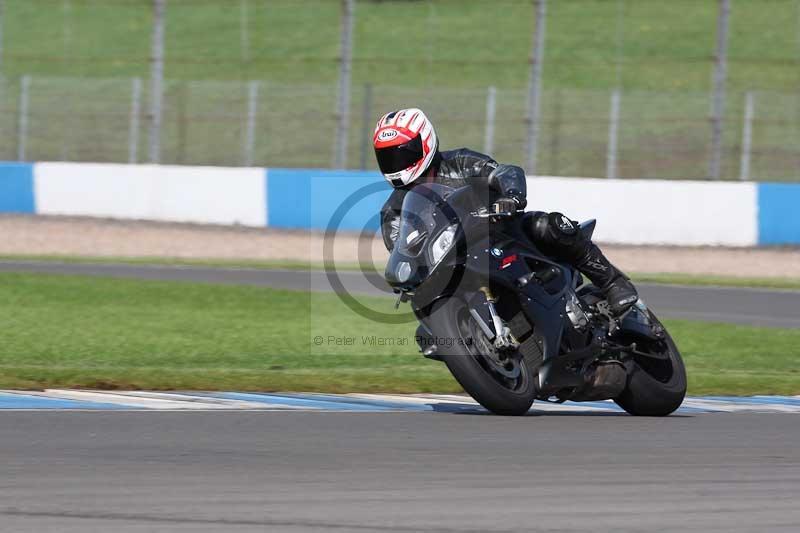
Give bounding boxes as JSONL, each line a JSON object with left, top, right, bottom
{"left": 426, "top": 297, "right": 538, "bottom": 416}
{"left": 614, "top": 311, "right": 687, "bottom": 416}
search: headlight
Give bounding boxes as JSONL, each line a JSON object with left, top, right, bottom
{"left": 396, "top": 261, "right": 412, "bottom": 283}
{"left": 429, "top": 224, "right": 457, "bottom": 266}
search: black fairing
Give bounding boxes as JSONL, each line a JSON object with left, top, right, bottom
{"left": 385, "top": 183, "right": 651, "bottom": 398}
{"left": 384, "top": 183, "right": 467, "bottom": 303}
{"left": 386, "top": 183, "right": 572, "bottom": 363}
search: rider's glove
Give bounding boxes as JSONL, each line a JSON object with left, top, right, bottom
{"left": 492, "top": 197, "right": 522, "bottom": 215}
{"left": 505, "top": 190, "right": 527, "bottom": 210}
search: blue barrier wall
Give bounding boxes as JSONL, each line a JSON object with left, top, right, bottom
{"left": 758, "top": 183, "right": 800, "bottom": 245}
{"left": 266, "top": 169, "right": 389, "bottom": 231}
{"left": 3, "top": 161, "right": 800, "bottom": 246}
{"left": 0, "top": 163, "right": 35, "bottom": 213}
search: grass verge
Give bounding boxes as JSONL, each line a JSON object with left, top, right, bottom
{"left": 0, "top": 272, "right": 797, "bottom": 396}
{"left": 2, "top": 254, "right": 799, "bottom": 291}
{"left": 632, "top": 273, "right": 800, "bottom": 291}
{"left": 0, "top": 254, "right": 341, "bottom": 272}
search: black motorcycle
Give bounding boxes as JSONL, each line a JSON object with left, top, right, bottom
{"left": 385, "top": 183, "right": 686, "bottom": 416}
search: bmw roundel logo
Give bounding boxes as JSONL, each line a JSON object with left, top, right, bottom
{"left": 490, "top": 247, "right": 503, "bottom": 257}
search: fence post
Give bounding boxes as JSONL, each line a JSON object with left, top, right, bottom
{"left": 0, "top": 0, "right": 4, "bottom": 73}
{"left": 0, "top": 2, "right": 6, "bottom": 148}
{"left": 17, "top": 75, "right": 30, "bottom": 161}
{"left": 739, "top": 91, "right": 755, "bottom": 181}
{"left": 525, "top": 0, "right": 547, "bottom": 174}
{"left": 613, "top": 0, "right": 624, "bottom": 86}
{"left": 243, "top": 80, "right": 259, "bottom": 166}
{"left": 484, "top": 86, "right": 497, "bottom": 156}
{"left": 176, "top": 81, "right": 187, "bottom": 164}
{"left": 359, "top": 83, "right": 373, "bottom": 170}
{"left": 606, "top": 89, "right": 621, "bottom": 179}
{"left": 60, "top": 83, "right": 71, "bottom": 160}
{"left": 128, "top": 77, "right": 142, "bottom": 164}
{"left": 148, "top": 0, "right": 165, "bottom": 164}
{"left": 333, "top": 0, "right": 354, "bottom": 169}
{"left": 240, "top": 0, "right": 250, "bottom": 64}
{"left": 549, "top": 89, "right": 562, "bottom": 175}
{"left": 62, "top": 0, "right": 73, "bottom": 51}
{"left": 710, "top": 0, "right": 730, "bottom": 180}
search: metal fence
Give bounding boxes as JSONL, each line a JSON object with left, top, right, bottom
{"left": 1, "top": 75, "right": 799, "bottom": 181}
{"left": 0, "top": 0, "right": 799, "bottom": 180}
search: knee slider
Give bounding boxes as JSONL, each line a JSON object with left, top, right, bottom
{"left": 533, "top": 212, "right": 587, "bottom": 263}
{"left": 547, "top": 212, "right": 579, "bottom": 239}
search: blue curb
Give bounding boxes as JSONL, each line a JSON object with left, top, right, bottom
{"left": 0, "top": 393, "right": 129, "bottom": 410}
{"left": 210, "top": 392, "right": 411, "bottom": 412}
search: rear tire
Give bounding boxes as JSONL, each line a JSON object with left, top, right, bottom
{"left": 427, "top": 297, "right": 537, "bottom": 416}
{"left": 614, "top": 312, "right": 687, "bottom": 416}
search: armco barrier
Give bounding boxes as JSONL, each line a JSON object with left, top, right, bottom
{"left": 0, "top": 163, "right": 35, "bottom": 214}
{"left": 34, "top": 162, "right": 266, "bottom": 227}
{"left": 758, "top": 183, "right": 800, "bottom": 246}
{"left": 528, "top": 177, "right": 759, "bottom": 247}
{"left": 266, "top": 168, "right": 388, "bottom": 231}
{"left": 0, "top": 161, "right": 798, "bottom": 246}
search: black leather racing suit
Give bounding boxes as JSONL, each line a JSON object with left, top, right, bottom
{"left": 380, "top": 148, "right": 526, "bottom": 251}
{"left": 378, "top": 148, "right": 639, "bottom": 315}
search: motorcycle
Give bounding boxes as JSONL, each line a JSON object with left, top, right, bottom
{"left": 384, "top": 183, "right": 686, "bottom": 416}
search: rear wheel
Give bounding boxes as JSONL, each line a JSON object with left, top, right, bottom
{"left": 614, "top": 311, "right": 687, "bottom": 416}
{"left": 426, "top": 297, "right": 537, "bottom": 416}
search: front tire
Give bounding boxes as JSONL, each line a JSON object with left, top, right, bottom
{"left": 614, "top": 311, "right": 687, "bottom": 416}
{"left": 426, "top": 297, "right": 537, "bottom": 416}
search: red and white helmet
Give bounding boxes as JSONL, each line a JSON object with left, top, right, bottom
{"left": 373, "top": 108, "right": 438, "bottom": 187}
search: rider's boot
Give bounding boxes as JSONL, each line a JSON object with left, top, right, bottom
{"left": 577, "top": 243, "right": 638, "bottom": 316}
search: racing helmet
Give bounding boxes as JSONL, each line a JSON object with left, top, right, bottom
{"left": 373, "top": 108, "right": 438, "bottom": 187}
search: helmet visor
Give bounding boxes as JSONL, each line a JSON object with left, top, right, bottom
{"left": 375, "top": 135, "right": 424, "bottom": 175}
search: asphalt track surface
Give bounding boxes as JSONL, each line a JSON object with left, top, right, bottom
{"left": 1, "top": 410, "right": 798, "bottom": 532}
{"left": 1, "top": 260, "right": 799, "bottom": 327}
{"left": 2, "top": 261, "right": 799, "bottom": 531}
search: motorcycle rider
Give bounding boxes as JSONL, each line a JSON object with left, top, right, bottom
{"left": 374, "top": 108, "right": 638, "bottom": 316}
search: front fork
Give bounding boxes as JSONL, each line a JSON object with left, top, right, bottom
{"left": 412, "top": 288, "right": 519, "bottom": 361}
{"left": 468, "top": 287, "right": 519, "bottom": 351}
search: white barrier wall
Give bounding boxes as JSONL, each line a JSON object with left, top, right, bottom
{"left": 8, "top": 161, "right": 774, "bottom": 246}
{"left": 35, "top": 162, "right": 267, "bottom": 227}
{"left": 528, "top": 177, "right": 758, "bottom": 246}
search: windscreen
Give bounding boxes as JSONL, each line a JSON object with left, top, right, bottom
{"left": 395, "top": 184, "right": 454, "bottom": 257}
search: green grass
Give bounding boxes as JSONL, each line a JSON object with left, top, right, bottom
{"left": 1, "top": 0, "right": 799, "bottom": 179}
{"left": 0, "top": 272, "right": 454, "bottom": 392}
{"left": 631, "top": 273, "right": 800, "bottom": 291}
{"left": 0, "top": 254, "right": 353, "bottom": 272}
{"left": 4, "top": 0, "right": 799, "bottom": 91}
{"left": 3, "top": 253, "right": 800, "bottom": 290}
{"left": 0, "top": 272, "right": 798, "bottom": 396}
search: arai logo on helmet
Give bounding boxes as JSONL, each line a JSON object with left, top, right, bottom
{"left": 377, "top": 129, "right": 399, "bottom": 142}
